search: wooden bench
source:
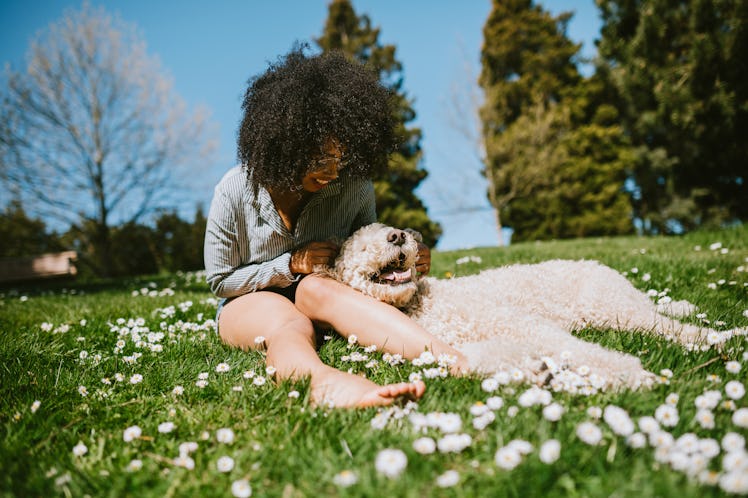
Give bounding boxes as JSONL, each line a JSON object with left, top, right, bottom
{"left": 0, "top": 251, "right": 78, "bottom": 284}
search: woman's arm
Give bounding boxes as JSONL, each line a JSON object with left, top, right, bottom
{"left": 204, "top": 190, "right": 297, "bottom": 298}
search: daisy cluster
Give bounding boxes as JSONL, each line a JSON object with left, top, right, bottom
{"left": 480, "top": 356, "right": 610, "bottom": 396}
{"left": 46, "top": 289, "right": 295, "bottom": 496}
{"left": 456, "top": 255, "right": 483, "bottom": 265}
{"left": 12, "top": 244, "right": 746, "bottom": 496}
{"left": 339, "top": 340, "right": 454, "bottom": 380}
{"left": 353, "top": 350, "right": 748, "bottom": 494}
{"left": 694, "top": 244, "right": 748, "bottom": 289}
{"left": 71, "top": 426, "right": 254, "bottom": 497}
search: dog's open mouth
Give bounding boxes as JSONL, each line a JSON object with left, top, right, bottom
{"left": 371, "top": 254, "right": 413, "bottom": 285}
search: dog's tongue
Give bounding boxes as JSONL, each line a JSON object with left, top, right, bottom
{"left": 382, "top": 268, "right": 412, "bottom": 283}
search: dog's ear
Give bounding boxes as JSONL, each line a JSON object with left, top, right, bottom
{"left": 404, "top": 228, "right": 423, "bottom": 243}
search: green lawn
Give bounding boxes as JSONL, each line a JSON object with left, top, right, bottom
{"left": 2, "top": 226, "right": 747, "bottom": 497}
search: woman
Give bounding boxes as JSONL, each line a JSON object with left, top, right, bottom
{"left": 204, "top": 48, "right": 466, "bottom": 408}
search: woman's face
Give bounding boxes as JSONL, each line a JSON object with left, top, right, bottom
{"left": 301, "top": 138, "right": 347, "bottom": 193}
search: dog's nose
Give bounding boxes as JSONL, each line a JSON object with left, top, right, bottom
{"left": 387, "top": 229, "right": 407, "bottom": 246}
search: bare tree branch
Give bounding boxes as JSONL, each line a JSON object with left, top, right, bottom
{"left": 0, "top": 4, "right": 214, "bottom": 274}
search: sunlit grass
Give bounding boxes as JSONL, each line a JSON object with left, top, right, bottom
{"left": 1, "top": 226, "right": 746, "bottom": 497}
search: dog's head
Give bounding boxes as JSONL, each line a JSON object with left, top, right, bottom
{"left": 323, "top": 223, "right": 421, "bottom": 308}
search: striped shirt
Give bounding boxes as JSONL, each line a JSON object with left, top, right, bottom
{"left": 204, "top": 166, "right": 376, "bottom": 298}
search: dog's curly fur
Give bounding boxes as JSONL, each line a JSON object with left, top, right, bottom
{"left": 322, "top": 223, "right": 741, "bottom": 390}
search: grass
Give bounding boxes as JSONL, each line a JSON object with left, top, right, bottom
{"left": 1, "top": 226, "right": 747, "bottom": 497}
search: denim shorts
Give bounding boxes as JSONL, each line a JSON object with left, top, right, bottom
{"left": 214, "top": 282, "right": 300, "bottom": 334}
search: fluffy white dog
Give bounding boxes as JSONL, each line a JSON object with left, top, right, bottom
{"left": 322, "top": 223, "right": 739, "bottom": 391}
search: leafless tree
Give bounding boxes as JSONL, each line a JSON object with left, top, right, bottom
{"left": 441, "top": 40, "right": 506, "bottom": 244}
{"left": 0, "top": 4, "right": 214, "bottom": 274}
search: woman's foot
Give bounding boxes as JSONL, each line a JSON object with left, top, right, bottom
{"left": 311, "top": 368, "right": 426, "bottom": 408}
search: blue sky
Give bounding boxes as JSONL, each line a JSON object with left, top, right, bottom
{"left": 0, "top": 1, "right": 601, "bottom": 250}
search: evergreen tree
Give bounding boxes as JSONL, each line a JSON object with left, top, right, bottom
{"left": 480, "top": 0, "right": 633, "bottom": 239}
{"left": 479, "top": 0, "right": 581, "bottom": 235}
{"left": 480, "top": 0, "right": 581, "bottom": 133}
{"left": 597, "top": 0, "right": 748, "bottom": 232}
{"left": 315, "top": 0, "right": 441, "bottom": 246}
{"left": 496, "top": 93, "right": 634, "bottom": 241}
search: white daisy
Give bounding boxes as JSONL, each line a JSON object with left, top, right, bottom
{"left": 375, "top": 448, "right": 407, "bottom": 478}
{"left": 72, "top": 442, "right": 88, "bottom": 456}
{"left": 507, "top": 439, "right": 533, "bottom": 455}
{"left": 173, "top": 455, "right": 195, "bottom": 470}
{"left": 412, "top": 437, "right": 436, "bottom": 455}
{"left": 216, "top": 428, "right": 235, "bottom": 444}
{"left": 719, "top": 470, "right": 748, "bottom": 495}
{"left": 123, "top": 425, "right": 142, "bottom": 443}
{"left": 486, "top": 396, "right": 504, "bottom": 410}
{"left": 332, "top": 470, "right": 358, "bottom": 487}
{"left": 539, "top": 439, "right": 561, "bottom": 463}
{"left": 695, "top": 409, "right": 715, "bottom": 429}
{"left": 231, "top": 479, "right": 252, "bottom": 498}
{"left": 495, "top": 446, "right": 522, "bottom": 470}
{"left": 437, "top": 434, "right": 472, "bottom": 453}
{"left": 435, "top": 470, "right": 460, "bottom": 488}
{"left": 587, "top": 406, "right": 602, "bottom": 419}
{"left": 158, "top": 421, "right": 176, "bottom": 434}
{"left": 542, "top": 403, "right": 564, "bottom": 422}
{"left": 725, "top": 380, "right": 745, "bottom": 400}
{"left": 179, "top": 441, "right": 198, "bottom": 454}
{"left": 604, "top": 405, "right": 635, "bottom": 436}
{"left": 732, "top": 408, "right": 748, "bottom": 428}
{"left": 725, "top": 361, "right": 741, "bottom": 374}
{"left": 638, "top": 416, "right": 660, "bottom": 434}
{"left": 216, "top": 456, "right": 235, "bottom": 473}
{"left": 481, "top": 377, "right": 499, "bottom": 393}
{"left": 722, "top": 432, "right": 745, "bottom": 453}
{"left": 626, "top": 433, "right": 647, "bottom": 449}
{"left": 576, "top": 422, "right": 603, "bottom": 445}
{"left": 655, "top": 404, "right": 679, "bottom": 427}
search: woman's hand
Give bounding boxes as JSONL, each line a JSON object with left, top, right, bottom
{"left": 290, "top": 241, "right": 340, "bottom": 275}
{"left": 416, "top": 242, "right": 431, "bottom": 275}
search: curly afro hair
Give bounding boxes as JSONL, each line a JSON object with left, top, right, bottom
{"left": 238, "top": 46, "right": 398, "bottom": 191}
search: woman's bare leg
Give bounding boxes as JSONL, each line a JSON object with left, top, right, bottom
{"left": 295, "top": 275, "right": 468, "bottom": 370}
{"left": 218, "top": 291, "right": 425, "bottom": 407}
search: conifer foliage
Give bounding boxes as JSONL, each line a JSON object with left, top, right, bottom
{"left": 480, "top": 0, "right": 634, "bottom": 241}
{"left": 597, "top": 0, "right": 748, "bottom": 232}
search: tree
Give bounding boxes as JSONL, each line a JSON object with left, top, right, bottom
{"left": 479, "top": 0, "right": 582, "bottom": 235}
{"left": 490, "top": 97, "right": 633, "bottom": 241}
{"left": 152, "top": 206, "right": 206, "bottom": 272}
{"left": 0, "top": 4, "right": 213, "bottom": 276}
{"left": 0, "top": 200, "right": 63, "bottom": 258}
{"left": 597, "top": 0, "right": 748, "bottom": 232}
{"left": 315, "top": 0, "right": 442, "bottom": 246}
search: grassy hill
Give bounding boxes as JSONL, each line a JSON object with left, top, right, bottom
{"left": 1, "top": 225, "right": 746, "bottom": 497}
